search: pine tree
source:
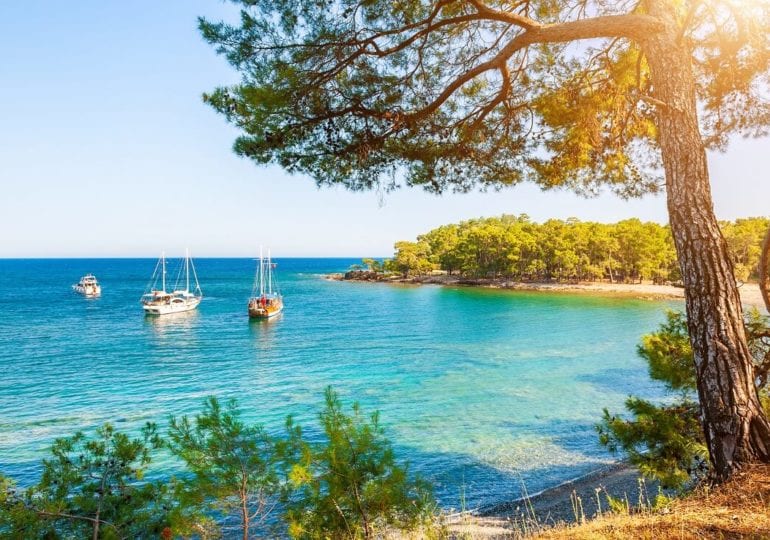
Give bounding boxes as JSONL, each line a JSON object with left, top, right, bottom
{"left": 599, "top": 310, "right": 770, "bottom": 488}
{"left": 199, "top": 0, "right": 770, "bottom": 480}
{"left": 284, "top": 387, "right": 434, "bottom": 539}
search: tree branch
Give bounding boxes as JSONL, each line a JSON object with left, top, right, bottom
{"left": 406, "top": 13, "right": 663, "bottom": 123}
{"left": 466, "top": 0, "right": 540, "bottom": 30}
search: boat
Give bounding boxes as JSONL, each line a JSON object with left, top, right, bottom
{"left": 248, "top": 247, "right": 283, "bottom": 318}
{"left": 72, "top": 274, "right": 101, "bottom": 297}
{"left": 141, "top": 249, "right": 202, "bottom": 315}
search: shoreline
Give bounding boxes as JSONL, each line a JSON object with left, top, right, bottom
{"left": 476, "top": 461, "right": 632, "bottom": 517}
{"left": 330, "top": 271, "right": 765, "bottom": 533}
{"left": 448, "top": 461, "right": 657, "bottom": 536}
{"left": 328, "top": 272, "right": 767, "bottom": 311}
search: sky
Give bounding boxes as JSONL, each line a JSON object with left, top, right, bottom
{"left": 0, "top": 1, "right": 768, "bottom": 258}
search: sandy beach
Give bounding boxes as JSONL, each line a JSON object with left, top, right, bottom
{"left": 330, "top": 273, "right": 768, "bottom": 312}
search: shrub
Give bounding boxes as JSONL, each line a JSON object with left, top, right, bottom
{"left": 168, "top": 396, "right": 281, "bottom": 539}
{"left": 0, "top": 423, "right": 175, "bottom": 539}
{"left": 1, "top": 391, "right": 438, "bottom": 539}
{"left": 284, "top": 387, "right": 435, "bottom": 539}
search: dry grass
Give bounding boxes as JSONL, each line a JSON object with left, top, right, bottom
{"left": 442, "top": 465, "right": 770, "bottom": 539}
{"left": 535, "top": 464, "right": 770, "bottom": 540}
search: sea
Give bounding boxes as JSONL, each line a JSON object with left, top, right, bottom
{"left": 0, "top": 258, "right": 678, "bottom": 509}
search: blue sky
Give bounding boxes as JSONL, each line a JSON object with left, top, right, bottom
{"left": 1, "top": 1, "right": 767, "bottom": 258}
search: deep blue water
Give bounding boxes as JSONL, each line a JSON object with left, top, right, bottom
{"left": 0, "top": 258, "right": 678, "bottom": 508}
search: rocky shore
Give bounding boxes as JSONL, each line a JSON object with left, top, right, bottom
{"left": 445, "top": 462, "right": 658, "bottom": 536}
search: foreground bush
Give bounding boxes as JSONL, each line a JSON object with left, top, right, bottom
{"left": 168, "top": 396, "right": 281, "bottom": 539}
{"left": 284, "top": 387, "right": 436, "bottom": 539}
{"left": 0, "top": 389, "right": 435, "bottom": 539}
{"left": 0, "top": 424, "right": 177, "bottom": 539}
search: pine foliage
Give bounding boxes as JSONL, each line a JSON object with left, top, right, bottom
{"left": 1, "top": 391, "right": 434, "bottom": 539}
{"left": 0, "top": 424, "right": 174, "bottom": 539}
{"left": 167, "top": 396, "right": 281, "bottom": 538}
{"left": 598, "top": 310, "right": 770, "bottom": 488}
{"left": 197, "top": 1, "right": 770, "bottom": 196}
{"left": 284, "top": 387, "right": 435, "bottom": 539}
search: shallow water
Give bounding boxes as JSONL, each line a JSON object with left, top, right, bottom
{"left": 0, "top": 258, "right": 678, "bottom": 508}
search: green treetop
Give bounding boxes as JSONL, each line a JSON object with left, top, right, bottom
{"left": 168, "top": 397, "right": 281, "bottom": 540}
{"left": 284, "top": 388, "right": 434, "bottom": 539}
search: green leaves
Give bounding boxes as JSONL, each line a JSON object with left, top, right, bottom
{"left": 198, "top": 1, "right": 770, "bottom": 196}
{"left": 167, "top": 396, "right": 281, "bottom": 538}
{"left": 720, "top": 217, "right": 770, "bottom": 281}
{"left": 391, "top": 240, "right": 434, "bottom": 276}
{"left": 1, "top": 391, "right": 434, "bottom": 538}
{"left": 360, "top": 258, "right": 383, "bottom": 272}
{"left": 529, "top": 45, "right": 660, "bottom": 198}
{"left": 597, "top": 310, "right": 707, "bottom": 490}
{"left": 598, "top": 308, "right": 770, "bottom": 489}
{"left": 598, "top": 398, "right": 707, "bottom": 489}
{"left": 0, "top": 423, "right": 174, "bottom": 539}
{"left": 284, "top": 387, "right": 435, "bottom": 539}
{"left": 390, "top": 214, "right": 680, "bottom": 282}
{"left": 638, "top": 311, "right": 696, "bottom": 394}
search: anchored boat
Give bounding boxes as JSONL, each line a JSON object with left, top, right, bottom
{"left": 248, "top": 248, "right": 283, "bottom": 319}
{"left": 141, "top": 250, "right": 202, "bottom": 315}
{"left": 72, "top": 274, "right": 101, "bottom": 297}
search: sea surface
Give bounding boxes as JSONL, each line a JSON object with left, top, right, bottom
{"left": 0, "top": 258, "right": 679, "bottom": 508}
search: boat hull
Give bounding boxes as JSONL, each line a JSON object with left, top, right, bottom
{"left": 248, "top": 301, "right": 283, "bottom": 319}
{"left": 72, "top": 285, "right": 101, "bottom": 297}
{"left": 248, "top": 306, "right": 283, "bottom": 319}
{"left": 143, "top": 297, "right": 201, "bottom": 316}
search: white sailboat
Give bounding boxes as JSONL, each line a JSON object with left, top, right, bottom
{"left": 72, "top": 274, "right": 101, "bottom": 297}
{"left": 248, "top": 247, "right": 283, "bottom": 318}
{"left": 141, "top": 249, "right": 202, "bottom": 315}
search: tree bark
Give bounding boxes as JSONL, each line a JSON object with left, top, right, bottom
{"left": 241, "top": 482, "right": 250, "bottom": 540}
{"left": 642, "top": 0, "right": 770, "bottom": 480}
{"left": 760, "top": 226, "right": 770, "bottom": 313}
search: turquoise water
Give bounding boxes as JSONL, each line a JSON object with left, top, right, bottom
{"left": 0, "top": 258, "right": 678, "bottom": 508}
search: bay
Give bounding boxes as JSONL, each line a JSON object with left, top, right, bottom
{"left": 0, "top": 258, "right": 677, "bottom": 508}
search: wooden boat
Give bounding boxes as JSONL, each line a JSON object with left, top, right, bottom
{"left": 141, "top": 250, "right": 202, "bottom": 315}
{"left": 248, "top": 247, "right": 283, "bottom": 318}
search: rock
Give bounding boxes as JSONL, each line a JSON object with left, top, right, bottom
{"left": 343, "top": 270, "right": 384, "bottom": 281}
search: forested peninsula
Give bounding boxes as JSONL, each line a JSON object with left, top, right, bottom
{"left": 341, "top": 215, "right": 769, "bottom": 285}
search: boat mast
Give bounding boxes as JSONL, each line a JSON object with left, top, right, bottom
{"left": 267, "top": 249, "right": 272, "bottom": 294}
{"left": 161, "top": 251, "right": 166, "bottom": 292}
{"left": 259, "top": 246, "right": 265, "bottom": 297}
{"left": 185, "top": 248, "right": 190, "bottom": 293}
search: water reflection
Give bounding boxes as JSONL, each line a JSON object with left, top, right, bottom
{"left": 144, "top": 310, "right": 200, "bottom": 340}
{"left": 249, "top": 313, "right": 282, "bottom": 350}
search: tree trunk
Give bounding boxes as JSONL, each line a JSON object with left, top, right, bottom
{"left": 642, "top": 1, "right": 770, "bottom": 481}
{"left": 760, "top": 226, "right": 770, "bottom": 313}
{"left": 241, "top": 483, "right": 250, "bottom": 540}
{"left": 608, "top": 254, "right": 614, "bottom": 284}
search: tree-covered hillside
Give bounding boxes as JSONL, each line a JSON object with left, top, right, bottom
{"left": 378, "top": 216, "right": 769, "bottom": 283}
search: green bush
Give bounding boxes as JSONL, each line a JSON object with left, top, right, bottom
{"left": 284, "top": 387, "right": 435, "bottom": 539}
{"left": 598, "top": 398, "right": 706, "bottom": 488}
{"left": 0, "top": 424, "right": 175, "bottom": 539}
{"left": 168, "top": 396, "right": 281, "bottom": 539}
{"left": 1, "top": 391, "right": 437, "bottom": 539}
